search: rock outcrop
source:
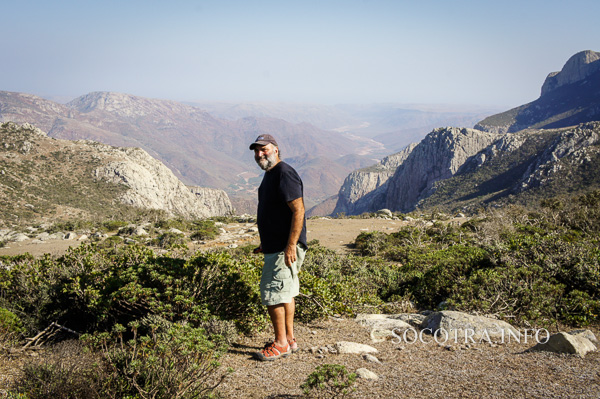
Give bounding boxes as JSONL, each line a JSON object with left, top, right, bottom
{"left": 0, "top": 122, "right": 233, "bottom": 222}
{"left": 541, "top": 50, "right": 600, "bottom": 96}
{"left": 94, "top": 145, "right": 234, "bottom": 218}
{"left": 333, "top": 127, "right": 498, "bottom": 214}
{"left": 475, "top": 50, "right": 600, "bottom": 134}
{"left": 383, "top": 127, "right": 498, "bottom": 212}
{"left": 517, "top": 122, "right": 600, "bottom": 192}
{"left": 189, "top": 186, "right": 235, "bottom": 216}
{"left": 333, "top": 143, "right": 417, "bottom": 215}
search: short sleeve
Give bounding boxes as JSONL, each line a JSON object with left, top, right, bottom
{"left": 279, "top": 166, "right": 303, "bottom": 203}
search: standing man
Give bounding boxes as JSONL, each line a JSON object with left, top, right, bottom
{"left": 250, "top": 134, "right": 308, "bottom": 361}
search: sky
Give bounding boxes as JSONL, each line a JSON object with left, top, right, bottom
{"left": 1, "top": 0, "right": 598, "bottom": 108}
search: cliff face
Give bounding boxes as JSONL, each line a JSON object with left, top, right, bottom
{"left": 332, "top": 143, "right": 417, "bottom": 215}
{"left": 332, "top": 128, "right": 498, "bottom": 214}
{"left": 333, "top": 122, "right": 600, "bottom": 215}
{"left": 93, "top": 146, "right": 234, "bottom": 218}
{"left": 384, "top": 127, "right": 498, "bottom": 212}
{"left": 0, "top": 122, "right": 233, "bottom": 224}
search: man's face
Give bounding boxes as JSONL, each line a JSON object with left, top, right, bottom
{"left": 254, "top": 144, "right": 278, "bottom": 171}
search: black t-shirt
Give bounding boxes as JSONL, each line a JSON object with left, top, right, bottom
{"left": 257, "top": 161, "right": 307, "bottom": 253}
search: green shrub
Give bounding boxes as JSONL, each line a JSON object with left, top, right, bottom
{"left": 95, "top": 317, "right": 229, "bottom": 399}
{"left": 301, "top": 364, "right": 356, "bottom": 398}
{"left": 297, "top": 244, "right": 382, "bottom": 320}
{"left": 0, "top": 307, "right": 23, "bottom": 335}
{"left": 154, "top": 231, "right": 188, "bottom": 249}
{"left": 155, "top": 218, "right": 188, "bottom": 231}
{"left": 97, "top": 235, "right": 124, "bottom": 249}
{"left": 102, "top": 220, "right": 130, "bottom": 232}
{"left": 190, "top": 220, "right": 219, "bottom": 241}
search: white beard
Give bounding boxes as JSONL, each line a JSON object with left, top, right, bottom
{"left": 256, "top": 152, "right": 278, "bottom": 171}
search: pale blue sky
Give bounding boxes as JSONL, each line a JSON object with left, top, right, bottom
{"left": 1, "top": 0, "right": 597, "bottom": 107}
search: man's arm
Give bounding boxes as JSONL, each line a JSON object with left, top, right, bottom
{"left": 285, "top": 197, "right": 305, "bottom": 267}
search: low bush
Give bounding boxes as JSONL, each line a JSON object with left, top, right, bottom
{"left": 90, "top": 316, "right": 229, "bottom": 399}
{"left": 190, "top": 220, "right": 219, "bottom": 241}
{"left": 154, "top": 231, "right": 188, "bottom": 249}
{"left": 351, "top": 191, "right": 600, "bottom": 326}
{"left": 301, "top": 363, "right": 356, "bottom": 398}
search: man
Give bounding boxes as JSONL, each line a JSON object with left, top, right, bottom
{"left": 249, "top": 134, "right": 308, "bottom": 361}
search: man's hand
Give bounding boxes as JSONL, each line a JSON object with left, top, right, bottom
{"left": 285, "top": 197, "right": 304, "bottom": 267}
{"left": 284, "top": 243, "right": 297, "bottom": 267}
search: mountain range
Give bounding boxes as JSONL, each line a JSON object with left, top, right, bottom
{"left": 332, "top": 50, "right": 600, "bottom": 215}
{"left": 0, "top": 91, "right": 493, "bottom": 212}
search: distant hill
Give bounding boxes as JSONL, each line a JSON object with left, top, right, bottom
{"left": 191, "top": 101, "right": 500, "bottom": 153}
{"left": 0, "top": 91, "right": 374, "bottom": 209}
{"left": 0, "top": 122, "right": 233, "bottom": 226}
{"left": 475, "top": 50, "right": 600, "bottom": 133}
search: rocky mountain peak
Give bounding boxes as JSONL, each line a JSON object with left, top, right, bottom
{"left": 541, "top": 50, "right": 600, "bottom": 96}
{"left": 67, "top": 91, "right": 209, "bottom": 120}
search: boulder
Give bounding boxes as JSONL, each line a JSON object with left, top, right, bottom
{"left": 569, "top": 329, "right": 598, "bottom": 344}
{"left": 356, "top": 313, "right": 413, "bottom": 343}
{"left": 64, "top": 232, "right": 77, "bottom": 240}
{"left": 530, "top": 332, "right": 596, "bottom": 357}
{"left": 420, "top": 311, "right": 520, "bottom": 342}
{"left": 355, "top": 368, "right": 378, "bottom": 380}
{"left": 12, "top": 233, "right": 29, "bottom": 242}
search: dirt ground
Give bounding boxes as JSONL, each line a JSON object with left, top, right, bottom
{"left": 2, "top": 217, "right": 599, "bottom": 398}
{"left": 0, "top": 217, "right": 409, "bottom": 257}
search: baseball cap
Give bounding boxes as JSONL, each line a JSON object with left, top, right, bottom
{"left": 249, "top": 134, "right": 278, "bottom": 150}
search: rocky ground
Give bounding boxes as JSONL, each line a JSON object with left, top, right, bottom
{"left": 215, "top": 317, "right": 600, "bottom": 398}
{"left": 1, "top": 217, "right": 599, "bottom": 398}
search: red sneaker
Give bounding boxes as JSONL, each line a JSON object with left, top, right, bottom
{"left": 256, "top": 341, "right": 291, "bottom": 361}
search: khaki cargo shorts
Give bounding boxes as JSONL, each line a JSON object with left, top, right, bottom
{"left": 260, "top": 244, "right": 306, "bottom": 306}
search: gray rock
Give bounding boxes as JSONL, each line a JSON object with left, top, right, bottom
{"left": 541, "top": 50, "right": 600, "bottom": 96}
{"left": 362, "top": 354, "right": 381, "bottom": 363}
{"left": 377, "top": 209, "right": 393, "bottom": 218}
{"left": 421, "top": 311, "right": 521, "bottom": 342}
{"left": 64, "top": 232, "right": 77, "bottom": 240}
{"left": 334, "top": 126, "right": 498, "bottom": 214}
{"left": 77, "top": 235, "right": 88, "bottom": 241}
{"left": 530, "top": 332, "right": 597, "bottom": 357}
{"left": 569, "top": 329, "right": 598, "bottom": 344}
{"left": 335, "top": 341, "right": 378, "bottom": 354}
{"left": 12, "top": 233, "right": 29, "bottom": 242}
{"left": 355, "top": 368, "right": 378, "bottom": 380}
{"left": 35, "top": 232, "right": 50, "bottom": 241}
{"left": 356, "top": 314, "right": 413, "bottom": 343}
{"left": 134, "top": 227, "right": 149, "bottom": 236}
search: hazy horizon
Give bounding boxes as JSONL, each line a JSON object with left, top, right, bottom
{"left": 2, "top": 0, "right": 598, "bottom": 109}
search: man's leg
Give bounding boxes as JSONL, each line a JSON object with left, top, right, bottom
{"left": 284, "top": 298, "right": 295, "bottom": 343}
{"left": 267, "top": 303, "right": 287, "bottom": 347}
{"left": 267, "top": 300, "right": 295, "bottom": 346}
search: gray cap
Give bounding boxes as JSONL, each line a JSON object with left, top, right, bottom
{"left": 249, "top": 134, "right": 278, "bottom": 150}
